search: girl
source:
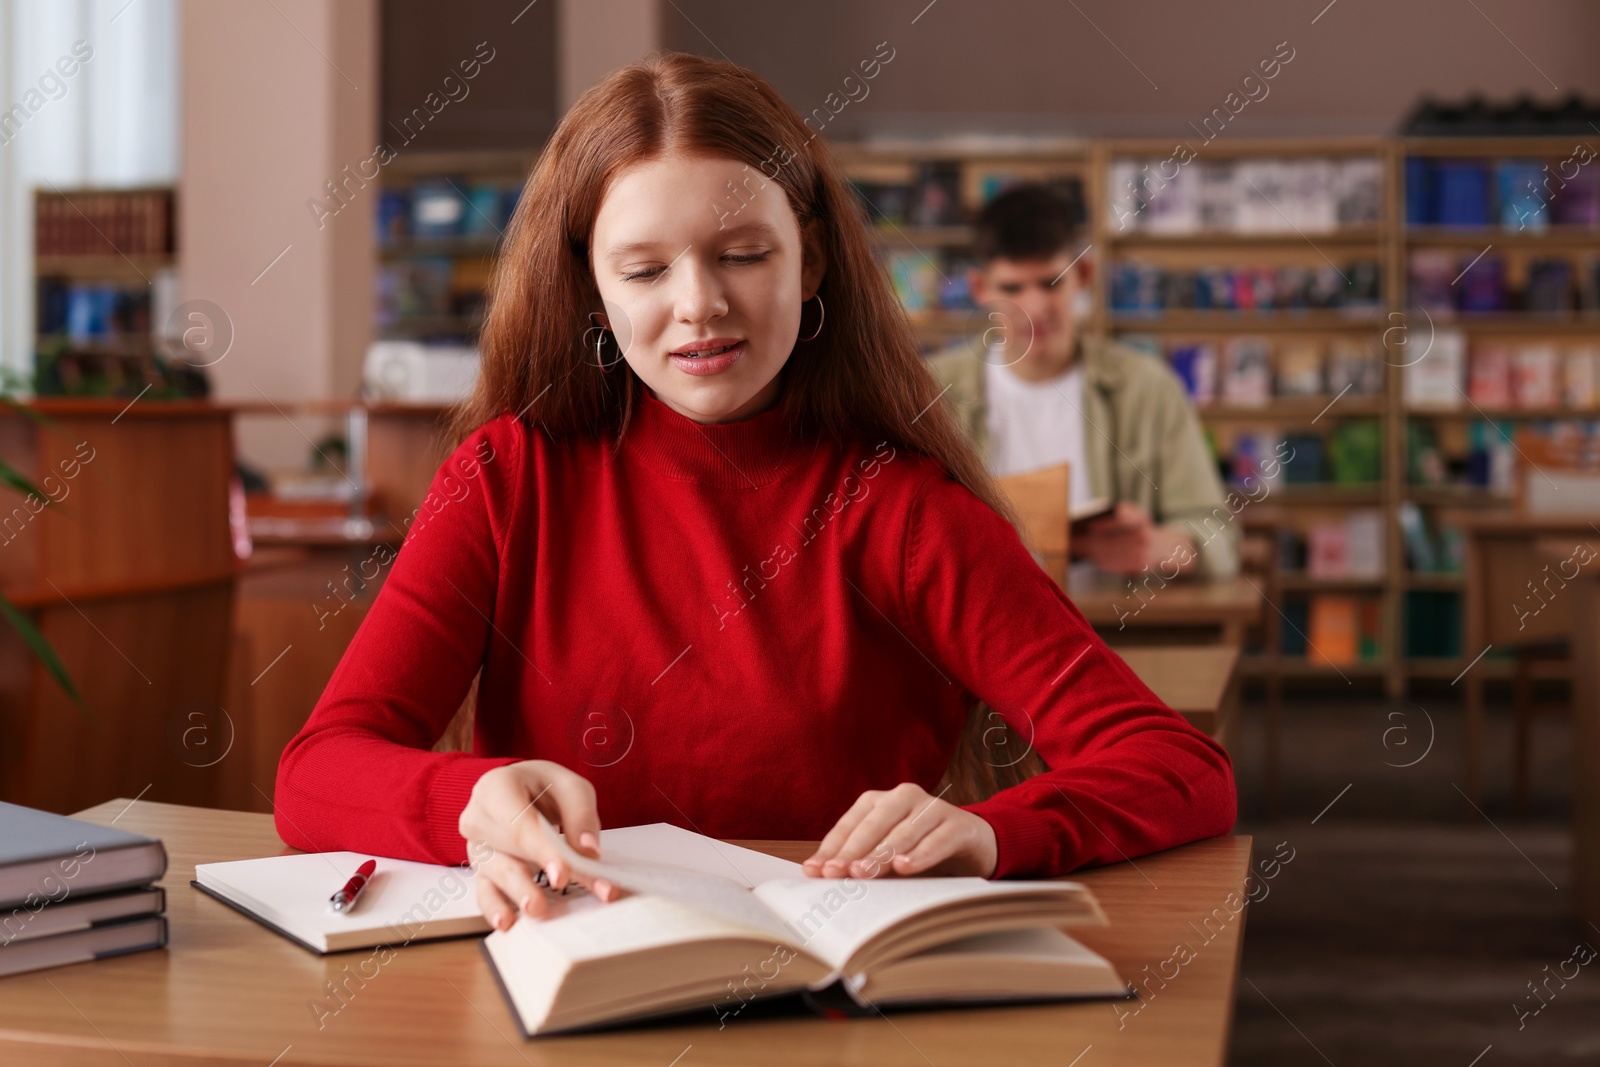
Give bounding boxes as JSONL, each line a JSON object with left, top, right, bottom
{"left": 274, "top": 52, "right": 1235, "bottom": 932}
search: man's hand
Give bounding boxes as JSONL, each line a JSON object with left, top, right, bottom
{"left": 1078, "top": 501, "right": 1198, "bottom": 576}
{"left": 457, "top": 760, "right": 622, "bottom": 931}
{"left": 801, "top": 783, "right": 999, "bottom": 879}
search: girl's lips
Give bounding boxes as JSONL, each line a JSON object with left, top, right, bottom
{"left": 669, "top": 340, "right": 745, "bottom": 376}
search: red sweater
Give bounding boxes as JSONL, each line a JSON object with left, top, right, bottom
{"left": 274, "top": 387, "right": 1236, "bottom": 877}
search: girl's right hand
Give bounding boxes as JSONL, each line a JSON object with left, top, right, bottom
{"left": 457, "top": 760, "right": 621, "bottom": 929}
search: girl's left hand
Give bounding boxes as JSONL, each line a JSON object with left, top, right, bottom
{"left": 801, "top": 783, "right": 998, "bottom": 879}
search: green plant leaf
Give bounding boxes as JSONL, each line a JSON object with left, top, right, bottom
{"left": 0, "top": 593, "right": 92, "bottom": 719}
{"left": 0, "top": 459, "right": 47, "bottom": 503}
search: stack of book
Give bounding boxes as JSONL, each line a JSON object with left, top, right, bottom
{"left": 0, "top": 802, "right": 169, "bottom": 978}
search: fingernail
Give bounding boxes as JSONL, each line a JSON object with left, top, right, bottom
{"left": 545, "top": 862, "right": 560, "bottom": 887}
{"left": 579, "top": 831, "right": 600, "bottom": 854}
{"left": 519, "top": 895, "right": 534, "bottom": 915}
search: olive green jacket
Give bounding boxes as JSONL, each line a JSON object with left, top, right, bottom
{"left": 925, "top": 333, "right": 1240, "bottom": 581}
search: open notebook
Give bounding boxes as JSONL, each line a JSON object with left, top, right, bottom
{"left": 189, "top": 822, "right": 807, "bottom": 954}
{"left": 480, "top": 812, "right": 1128, "bottom": 1037}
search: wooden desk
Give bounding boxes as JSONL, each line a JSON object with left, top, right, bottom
{"left": 1119, "top": 645, "right": 1242, "bottom": 747}
{"left": 0, "top": 800, "right": 1253, "bottom": 1066}
{"left": 1068, "top": 571, "right": 1261, "bottom": 648}
{"left": 1569, "top": 574, "right": 1600, "bottom": 929}
{"left": 1460, "top": 515, "right": 1600, "bottom": 803}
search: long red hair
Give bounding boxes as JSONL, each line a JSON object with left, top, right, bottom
{"left": 451, "top": 50, "right": 1043, "bottom": 803}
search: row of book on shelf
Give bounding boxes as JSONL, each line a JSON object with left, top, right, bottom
{"left": 1277, "top": 510, "right": 1385, "bottom": 579}
{"left": 34, "top": 189, "right": 174, "bottom": 257}
{"left": 1404, "top": 332, "right": 1600, "bottom": 408}
{"left": 1223, "top": 424, "right": 1382, "bottom": 486}
{"left": 377, "top": 180, "right": 524, "bottom": 246}
{"left": 850, "top": 167, "right": 1085, "bottom": 229}
{"left": 1267, "top": 593, "right": 1465, "bottom": 664}
{"left": 1409, "top": 251, "right": 1600, "bottom": 315}
{"left": 37, "top": 279, "right": 152, "bottom": 342}
{"left": 1408, "top": 420, "right": 1519, "bottom": 495}
{"left": 1405, "top": 154, "right": 1599, "bottom": 228}
{"left": 1280, "top": 596, "right": 1383, "bottom": 666}
{"left": 1121, "top": 335, "right": 1384, "bottom": 406}
{"left": 1106, "top": 157, "right": 1384, "bottom": 234}
{"left": 375, "top": 258, "right": 482, "bottom": 336}
{"left": 1109, "top": 260, "right": 1382, "bottom": 314}
{"left": 884, "top": 247, "right": 981, "bottom": 312}
{"left": 1398, "top": 501, "right": 1467, "bottom": 576}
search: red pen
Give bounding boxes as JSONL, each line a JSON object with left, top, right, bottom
{"left": 329, "top": 859, "right": 377, "bottom": 913}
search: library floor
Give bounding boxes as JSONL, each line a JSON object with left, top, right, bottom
{"left": 1228, "top": 688, "right": 1596, "bottom": 1066}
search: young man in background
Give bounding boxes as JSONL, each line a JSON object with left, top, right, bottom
{"left": 926, "top": 184, "right": 1238, "bottom": 580}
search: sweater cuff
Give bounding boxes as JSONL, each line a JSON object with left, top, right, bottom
{"left": 963, "top": 797, "right": 1067, "bottom": 879}
{"left": 424, "top": 756, "right": 520, "bottom": 865}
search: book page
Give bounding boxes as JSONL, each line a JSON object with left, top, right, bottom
{"left": 502, "top": 894, "right": 764, "bottom": 963}
{"left": 537, "top": 812, "right": 796, "bottom": 944}
{"left": 599, "top": 824, "right": 804, "bottom": 888}
{"left": 751, "top": 878, "right": 1094, "bottom": 972}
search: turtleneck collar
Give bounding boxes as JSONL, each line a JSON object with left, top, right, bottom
{"left": 621, "top": 381, "right": 816, "bottom": 490}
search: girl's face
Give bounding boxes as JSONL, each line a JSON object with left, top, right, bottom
{"left": 590, "top": 151, "right": 826, "bottom": 424}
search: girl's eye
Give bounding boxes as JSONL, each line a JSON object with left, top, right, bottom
{"left": 620, "top": 251, "right": 769, "bottom": 283}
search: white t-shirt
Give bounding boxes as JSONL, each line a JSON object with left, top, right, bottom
{"left": 983, "top": 357, "right": 1095, "bottom": 511}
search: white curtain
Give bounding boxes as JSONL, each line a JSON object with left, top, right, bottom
{"left": 0, "top": 0, "right": 179, "bottom": 382}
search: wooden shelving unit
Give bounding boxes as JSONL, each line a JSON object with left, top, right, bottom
{"left": 1075, "top": 135, "right": 1600, "bottom": 696}
{"left": 349, "top": 135, "right": 1599, "bottom": 699}
{"left": 1089, "top": 137, "right": 1402, "bottom": 693}
{"left": 1395, "top": 135, "right": 1600, "bottom": 687}
{"left": 32, "top": 186, "right": 181, "bottom": 398}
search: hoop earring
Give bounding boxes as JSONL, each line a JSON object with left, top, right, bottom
{"left": 585, "top": 313, "right": 624, "bottom": 371}
{"left": 799, "top": 294, "right": 825, "bottom": 343}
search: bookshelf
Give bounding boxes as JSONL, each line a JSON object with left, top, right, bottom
{"left": 1089, "top": 137, "right": 1404, "bottom": 694}
{"left": 374, "top": 150, "right": 537, "bottom": 344}
{"left": 351, "top": 134, "right": 1600, "bottom": 699}
{"left": 32, "top": 187, "right": 183, "bottom": 397}
{"left": 1072, "top": 134, "right": 1600, "bottom": 695}
{"left": 1397, "top": 136, "right": 1600, "bottom": 685}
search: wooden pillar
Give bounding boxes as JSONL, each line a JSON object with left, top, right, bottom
{"left": 557, "top": 0, "right": 662, "bottom": 111}
{"left": 179, "top": 0, "right": 378, "bottom": 469}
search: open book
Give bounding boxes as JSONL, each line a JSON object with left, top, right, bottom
{"left": 482, "top": 813, "right": 1127, "bottom": 1037}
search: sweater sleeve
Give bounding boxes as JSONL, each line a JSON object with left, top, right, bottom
{"left": 903, "top": 471, "right": 1237, "bottom": 878}
{"left": 272, "top": 417, "right": 527, "bottom": 865}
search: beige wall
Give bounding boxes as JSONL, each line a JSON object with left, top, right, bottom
{"left": 181, "top": 0, "right": 377, "bottom": 470}
{"left": 662, "top": 0, "right": 1600, "bottom": 139}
